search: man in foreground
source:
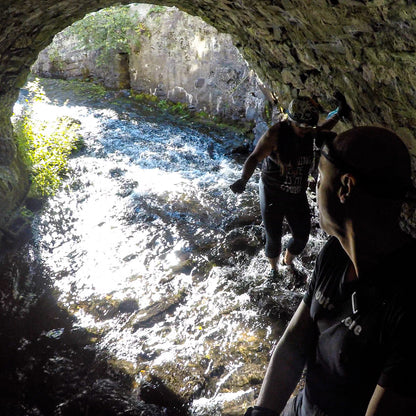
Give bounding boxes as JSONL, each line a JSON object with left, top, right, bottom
{"left": 245, "top": 126, "right": 416, "bottom": 415}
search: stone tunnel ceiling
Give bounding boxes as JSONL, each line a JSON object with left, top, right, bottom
{"left": 1, "top": 0, "right": 416, "bottom": 225}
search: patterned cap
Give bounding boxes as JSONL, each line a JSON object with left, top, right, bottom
{"left": 287, "top": 96, "right": 320, "bottom": 126}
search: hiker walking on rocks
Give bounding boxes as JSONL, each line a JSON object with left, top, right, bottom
{"left": 244, "top": 126, "right": 416, "bottom": 416}
{"left": 230, "top": 94, "right": 349, "bottom": 279}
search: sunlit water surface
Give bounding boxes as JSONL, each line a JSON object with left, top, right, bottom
{"left": 14, "top": 84, "right": 327, "bottom": 415}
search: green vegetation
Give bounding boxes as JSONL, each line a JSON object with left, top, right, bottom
{"left": 264, "top": 101, "right": 273, "bottom": 125}
{"left": 13, "top": 78, "right": 83, "bottom": 197}
{"left": 148, "top": 5, "right": 167, "bottom": 15}
{"left": 64, "top": 5, "right": 148, "bottom": 67}
{"left": 128, "top": 91, "right": 159, "bottom": 103}
{"left": 128, "top": 90, "right": 254, "bottom": 136}
{"left": 48, "top": 48, "right": 66, "bottom": 72}
{"left": 50, "top": 78, "right": 108, "bottom": 102}
{"left": 157, "top": 99, "right": 190, "bottom": 117}
{"left": 165, "top": 101, "right": 255, "bottom": 137}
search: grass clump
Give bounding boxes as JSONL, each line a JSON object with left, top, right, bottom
{"left": 13, "top": 78, "right": 83, "bottom": 197}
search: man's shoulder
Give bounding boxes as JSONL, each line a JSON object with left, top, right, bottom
{"left": 269, "top": 119, "right": 290, "bottom": 133}
{"left": 304, "top": 236, "right": 347, "bottom": 304}
{"left": 256, "top": 120, "right": 290, "bottom": 152}
{"left": 317, "top": 236, "right": 345, "bottom": 263}
{"left": 313, "top": 236, "right": 349, "bottom": 285}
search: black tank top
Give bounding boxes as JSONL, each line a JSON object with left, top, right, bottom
{"left": 261, "top": 121, "right": 314, "bottom": 194}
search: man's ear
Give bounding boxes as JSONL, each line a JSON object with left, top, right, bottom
{"left": 338, "top": 173, "right": 356, "bottom": 204}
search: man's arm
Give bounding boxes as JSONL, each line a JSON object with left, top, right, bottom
{"left": 230, "top": 123, "right": 279, "bottom": 193}
{"left": 319, "top": 113, "right": 339, "bottom": 131}
{"left": 318, "top": 91, "right": 353, "bottom": 132}
{"left": 365, "top": 385, "right": 416, "bottom": 415}
{"left": 255, "top": 300, "right": 316, "bottom": 413}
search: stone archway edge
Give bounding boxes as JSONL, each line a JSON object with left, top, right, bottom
{"left": 1, "top": 0, "right": 416, "bottom": 230}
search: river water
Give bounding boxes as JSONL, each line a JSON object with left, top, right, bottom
{"left": 6, "top": 78, "right": 328, "bottom": 415}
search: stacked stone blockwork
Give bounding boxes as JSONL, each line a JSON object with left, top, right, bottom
{"left": 0, "top": 0, "right": 416, "bottom": 231}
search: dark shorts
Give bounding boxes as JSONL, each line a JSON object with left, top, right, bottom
{"left": 259, "top": 179, "right": 311, "bottom": 259}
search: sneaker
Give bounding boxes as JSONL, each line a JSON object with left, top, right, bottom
{"left": 267, "top": 269, "right": 280, "bottom": 281}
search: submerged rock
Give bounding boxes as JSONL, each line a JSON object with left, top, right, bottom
{"left": 56, "top": 378, "right": 166, "bottom": 416}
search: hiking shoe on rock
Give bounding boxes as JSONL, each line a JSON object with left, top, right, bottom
{"left": 267, "top": 269, "right": 280, "bottom": 281}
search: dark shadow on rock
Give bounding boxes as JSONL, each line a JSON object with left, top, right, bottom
{"left": 139, "top": 375, "right": 189, "bottom": 416}
{"left": 0, "top": 241, "right": 176, "bottom": 416}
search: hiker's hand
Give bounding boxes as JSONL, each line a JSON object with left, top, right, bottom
{"left": 243, "top": 406, "right": 279, "bottom": 416}
{"left": 333, "top": 91, "right": 352, "bottom": 119}
{"left": 230, "top": 178, "right": 247, "bottom": 194}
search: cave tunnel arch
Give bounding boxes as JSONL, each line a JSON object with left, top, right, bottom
{"left": 1, "top": 0, "right": 416, "bottom": 228}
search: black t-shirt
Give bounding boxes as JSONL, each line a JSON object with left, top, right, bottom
{"left": 302, "top": 236, "right": 416, "bottom": 415}
{"left": 261, "top": 120, "right": 314, "bottom": 195}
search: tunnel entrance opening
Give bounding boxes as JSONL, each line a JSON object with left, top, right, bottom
{"left": 2, "top": 1, "right": 416, "bottom": 415}
{"left": 0, "top": 4, "right": 285, "bottom": 416}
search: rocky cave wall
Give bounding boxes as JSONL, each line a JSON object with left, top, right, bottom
{"left": 1, "top": 0, "right": 416, "bottom": 229}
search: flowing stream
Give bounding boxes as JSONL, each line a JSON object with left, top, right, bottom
{"left": 8, "top": 78, "right": 328, "bottom": 415}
